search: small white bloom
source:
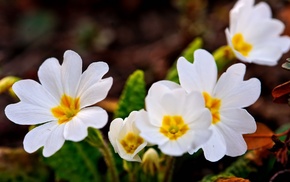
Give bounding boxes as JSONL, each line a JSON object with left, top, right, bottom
{"left": 5, "top": 50, "right": 113, "bottom": 157}
{"left": 226, "top": 0, "right": 290, "bottom": 66}
{"left": 108, "top": 111, "right": 147, "bottom": 162}
{"left": 136, "top": 81, "right": 212, "bottom": 156}
{"left": 177, "top": 49, "right": 261, "bottom": 162}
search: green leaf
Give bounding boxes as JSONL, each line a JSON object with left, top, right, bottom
{"left": 42, "top": 141, "right": 104, "bottom": 182}
{"left": 165, "top": 37, "right": 203, "bottom": 83}
{"left": 114, "top": 70, "right": 146, "bottom": 119}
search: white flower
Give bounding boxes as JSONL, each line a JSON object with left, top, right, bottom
{"left": 177, "top": 49, "right": 261, "bottom": 162}
{"left": 108, "top": 111, "right": 147, "bottom": 162}
{"left": 225, "top": 0, "right": 290, "bottom": 66}
{"left": 5, "top": 50, "right": 113, "bottom": 157}
{"left": 136, "top": 81, "right": 212, "bottom": 156}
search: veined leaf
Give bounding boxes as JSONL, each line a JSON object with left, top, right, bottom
{"left": 42, "top": 141, "right": 104, "bottom": 182}
{"left": 114, "top": 70, "right": 146, "bottom": 119}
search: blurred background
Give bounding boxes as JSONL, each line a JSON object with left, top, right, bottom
{"left": 0, "top": 0, "right": 290, "bottom": 180}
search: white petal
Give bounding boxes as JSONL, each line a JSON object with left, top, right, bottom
{"left": 12, "top": 79, "right": 57, "bottom": 107}
{"left": 159, "top": 140, "right": 185, "bottom": 156}
{"left": 201, "top": 127, "right": 226, "bottom": 162}
{"left": 225, "top": 63, "right": 246, "bottom": 79}
{"left": 220, "top": 108, "right": 257, "bottom": 134}
{"left": 249, "top": 46, "right": 282, "bottom": 66}
{"left": 61, "top": 50, "right": 82, "bottom": 97}
{"left": 189, "top": 130, "right": 212, "bottom": 153}
{"left": 5, "top": 102, "right": 54, "bottom": 125}
{"left": 182, "top": 91, "right": 206, "bottom": 123}
{"left": 215, "top": 76, "right": 260, "bottom": 108}
{"left": 108, "top": 118, "right": 124, "bottom": 152}
{"left": 219, "top": 123, "right": 248, "bottom": 157}
{"left": 63, "top": 117, "right": 88, "bottom": 142}
{"left": 79, "top": 77, "right": 113, "bottom": 108}
{"left": 276, "top": 36, "right": 290, "bottom": 53}
{"left": 23, "top": 121, "right": 58, "bottom": 154}
{"left": 76, "top": 107, "right": 108, "bottom": 129}
{"left": 177, "top": 49, "right": 217, "bottom": 93}
{"left": 38, "top": 58, "right": 63, "bottom": 101}
{"left": 253, "top": 2, "right": 271, "bottom": 18}
{"left": 43, "top": 123, "right": 65, "bottom": 157}
{"left": 245, "top": 20, "right": 285, "bottom": 44}
{"left": 147, "top": 80, "right": 180, "bottom": 102}
{"left": 77, "top": 62, "right": 110, "bottom": 99}
{"left": 136, "top": 111, "right": 167, "bottom": 145}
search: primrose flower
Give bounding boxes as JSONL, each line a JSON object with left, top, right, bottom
{"left": 136, "top": 81, "right": 212, "bottom": 156}
{"left": 225, "top": 0, "right": 290, "bottom": 66}
{"left": 5, "top": 50, "right": 113, "bottom": 157}
{"left": 108, "top": 111, "right": 147, "bottom": 162}
{"left": 177, "top": 49, "right": 261, "bottom": 162}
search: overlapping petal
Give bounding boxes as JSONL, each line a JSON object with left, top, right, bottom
{"left": 5, "top": 50, "right": 112, "bottom": 157}
{"left": 226, "top": 0, "right": 290, "bottom": 65}
{"left": 176, "top": 49, "right": 260, "bottom": 161}
{"left": 108, "top": 111, "right": 147, "bottom": 162}
{"left": 137, "top": 80, "right": 212, "bottom": 156}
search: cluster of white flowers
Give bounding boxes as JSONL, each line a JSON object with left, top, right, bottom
{"left": 4, "top": 0, "right": 290, "bottom": 163}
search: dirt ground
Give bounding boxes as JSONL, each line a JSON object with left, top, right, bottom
{"left": 1, "top": 0, "right": 290, "bottom": 180}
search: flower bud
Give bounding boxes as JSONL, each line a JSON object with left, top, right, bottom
{"left": 141, "top": 148, "right": 160, "bottom": 176}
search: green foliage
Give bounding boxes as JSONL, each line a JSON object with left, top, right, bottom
{"left": 114, "top": 70, "right": 146, "bottom": 119}
{"left": 165, "top": 37, "right": 203, "bottom": 83}
{"left": 0, "top": 148, "right": 50, "bottom": 182}
{"left": 42, "top": 141, "right": 104, "bottom": 182}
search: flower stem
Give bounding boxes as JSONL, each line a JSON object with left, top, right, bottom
{"left": 162, "top": 155, "right": 175, "bottom": 182}
{"left": 86, "top": 128, "right": 119, "bottom": 182}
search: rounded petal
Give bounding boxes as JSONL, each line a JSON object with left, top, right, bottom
{"left": 278, "top": 36, "right": 290, "bottom": 53}
{"left": 188, "top": 130, "right": 212, "bottom": 154}
{"left": 5, "top": 102, "right": 55, "bottom": 125}
{"left": 108, "top": 118, "right": 124, "bottom": 152}
{"left": 79, "top": 77, "right": 113, "bottom": 108}
{"left": 219, "top": 123, "right": 248, "bottom": 157}
{"left": 77, "top": 62, "right": 110, "bottom": 99}
{"left": 136, "top": 111, "right": 168, "bottom": 145}
{"left": 215, "top": 75, "right": 261, "bottom": 108}
{"left": 77, "top": 106, "right": 108, "bottom": 129}
{"left": 61, "top": 50, "right": 82, "bottom": 97}
{"left": 248, "top": 45, "right": 282, "bottom": 66}
{"left": 245, "top": 20, "right": 285, "bottom": 44}
{"left": 12, "top": 79, "right": 57, "bottom": 107}
{"left": 253, "top": 2, "right": 272, "bottom": 18}
{"left": 23, "top": 121, "right": 58, "bottom": 154}
{"left": 220, "top": 108, "right": 257, "bottom": 134}
{"left": 38, "top": 58, "right": 63, "bottom": 101}
{"left": 63, "top": 117, "right": 88, "bottom": 142}
{"left": 42, "top": 123, "right": 66, "bottom": 157}
{"left": 201, "top": 127, "right": 227, "bottom": 162}
{"left": 147, "top": 80, "right": 181, "bottom": 102}
{"left": 159, "top": 140, "right": 186, "bottom": 156}
{"left": 177, "top": 49, "right": 217, "bottom": 93}
{"left": 225, "top": 63, "right": 246, "bottom": 79}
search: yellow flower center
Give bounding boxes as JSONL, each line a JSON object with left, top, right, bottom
{"left": 203, "top": 92, "right": 221, "bottom": 125}
{"left": 232, "top": 33, "right": 252, "bottom": 56}
{"left": 160, "top": 115, "right": 189, "bottom": 140}
{"left": 120, "top": 132, "right": 144, "bottom": 154}
{"left": 51, "top": 94, "right": 80, "bottom": 124}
